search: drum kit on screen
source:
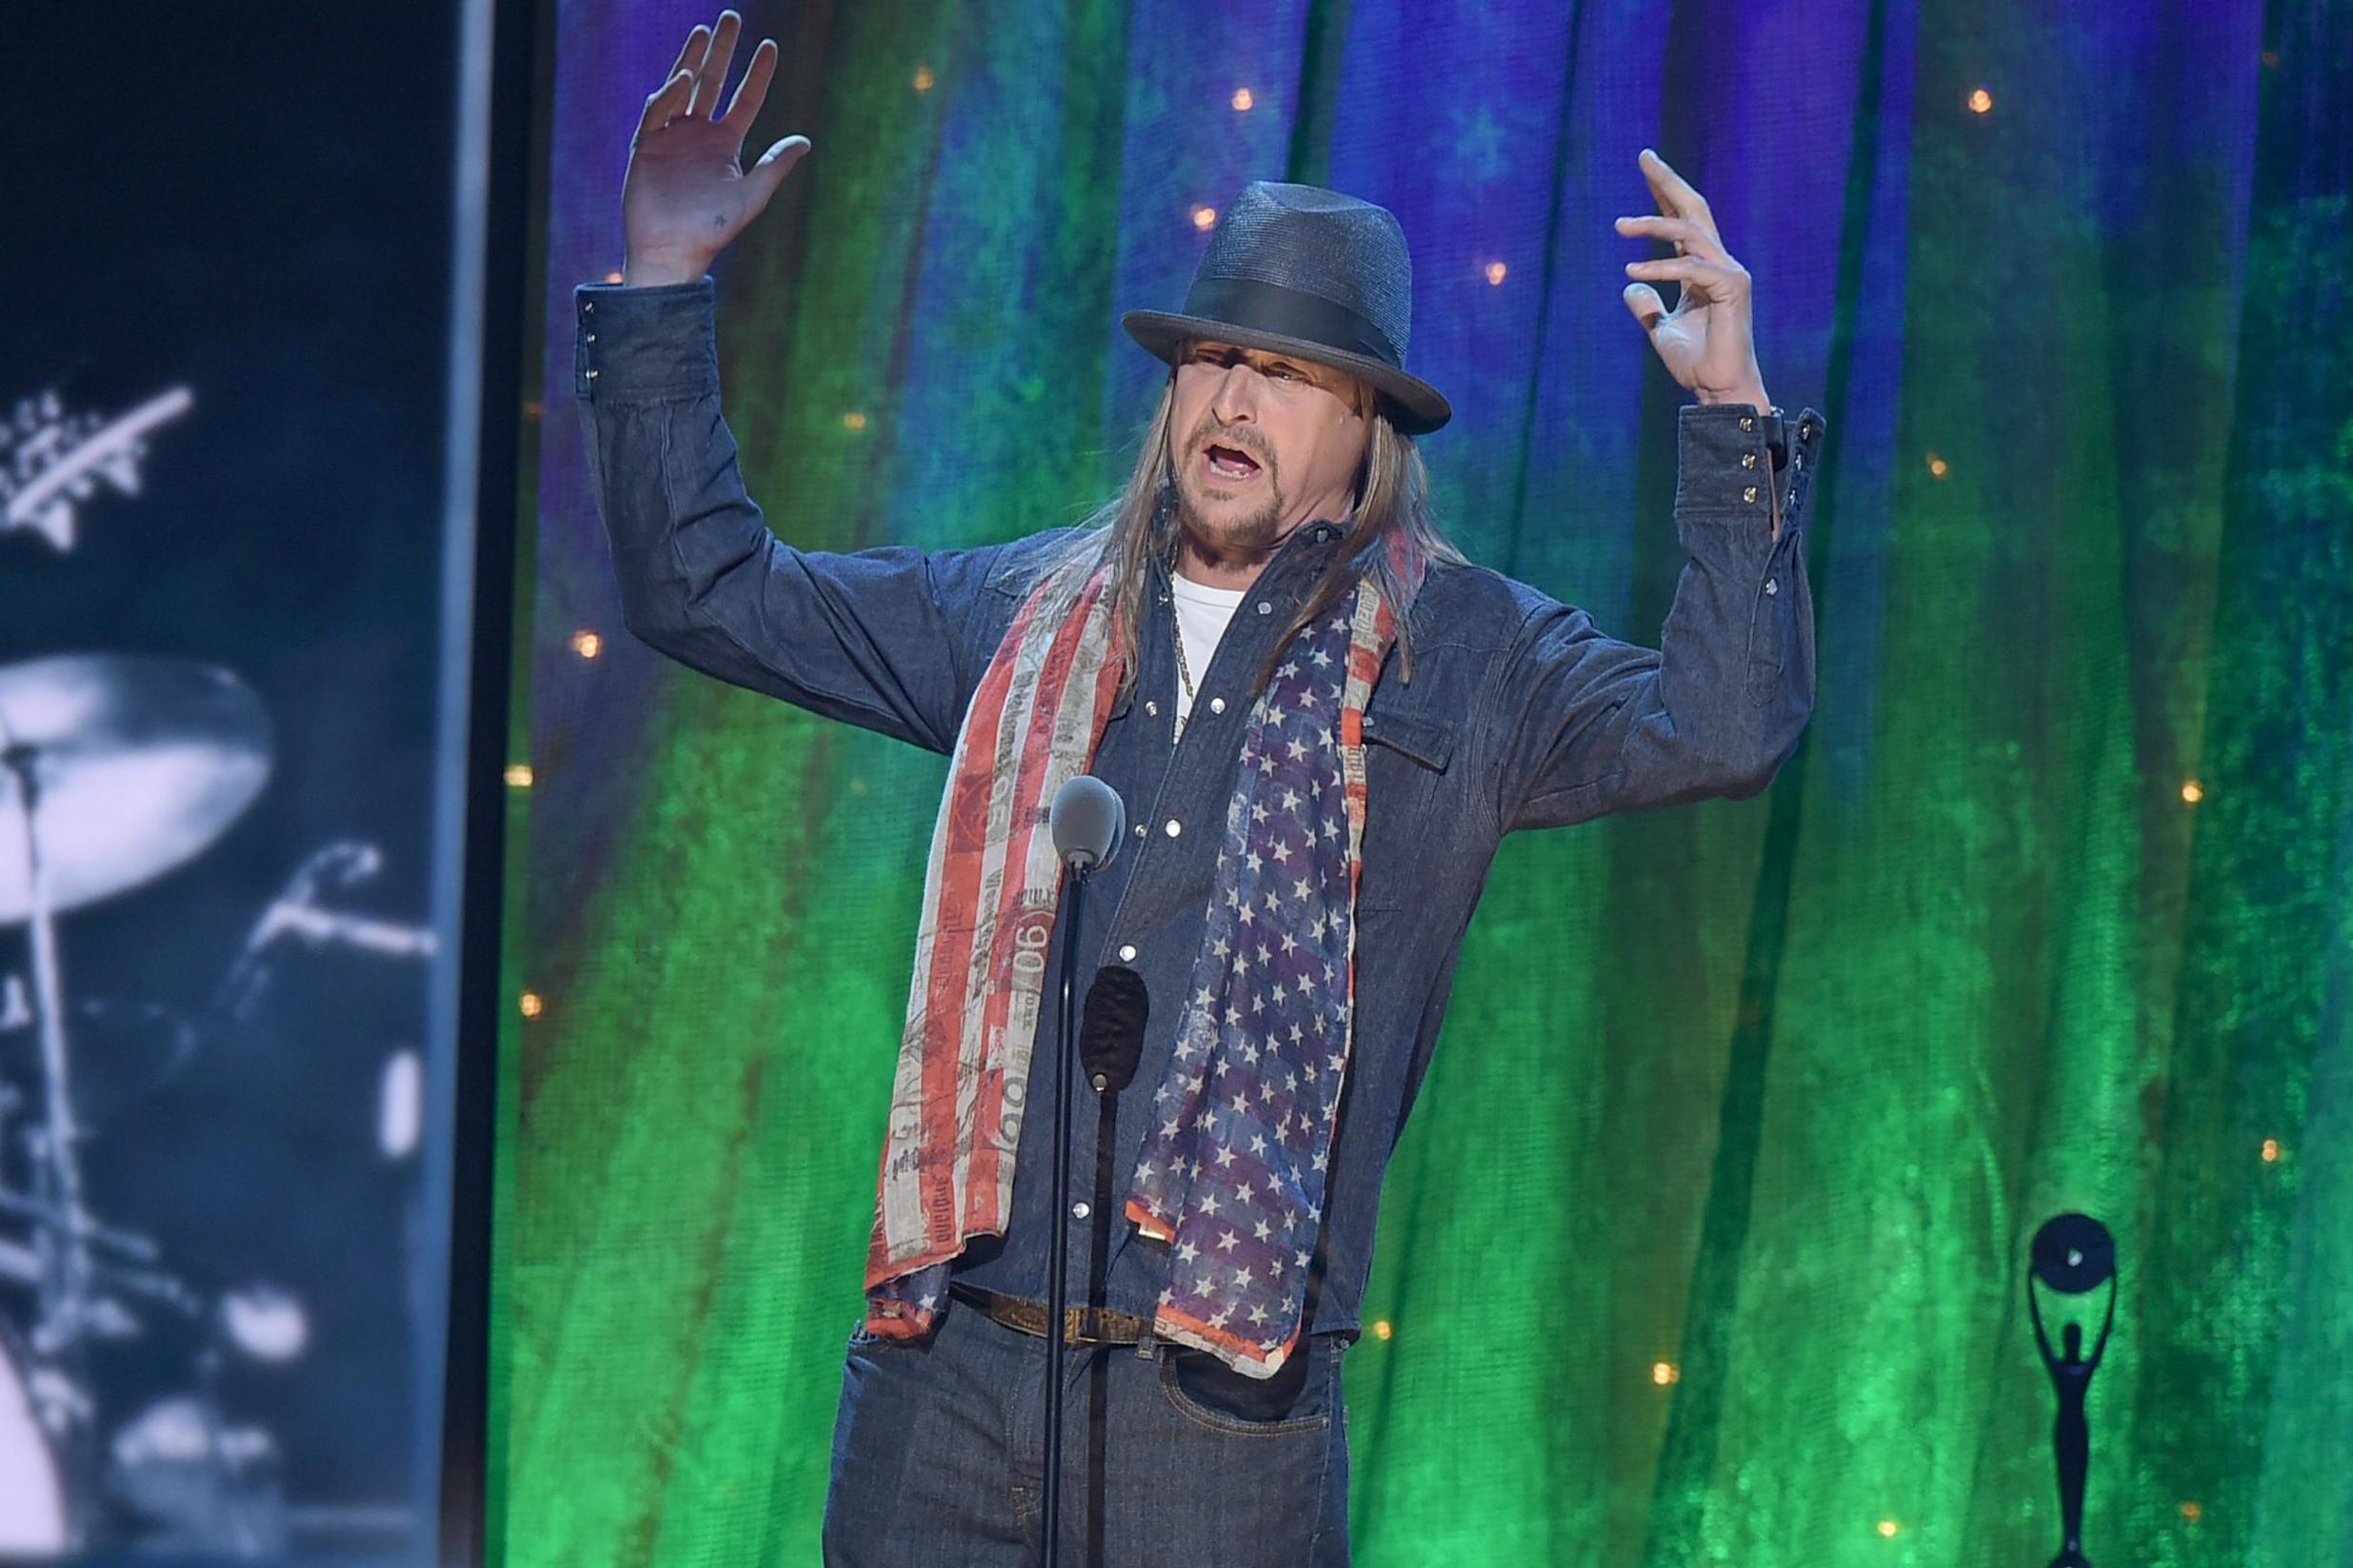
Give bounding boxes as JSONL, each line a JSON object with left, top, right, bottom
{"left": 2, "top": 394, "right": 439, "bottom": 1555}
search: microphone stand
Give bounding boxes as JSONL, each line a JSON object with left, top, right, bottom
{"left": 1083, "top": 1079, "right": 1118, "bottom": 1568}
{"left": 1041, "top": 777, "right": 1128, "bottom": 1568}
{"left": 1081, "top": 980, "right": 1144, "bottom": 1568}
{"left": 1041, "top": 854, "right": 1091, "bottom": 1568}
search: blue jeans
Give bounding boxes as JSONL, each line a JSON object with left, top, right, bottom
{"left": 821, "top": 1300, "right": 1355, "bottom": 1564}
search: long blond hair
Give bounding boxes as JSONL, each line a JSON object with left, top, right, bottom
{"left": 1036, "top": 370, "right": 1465, "bottom": 699}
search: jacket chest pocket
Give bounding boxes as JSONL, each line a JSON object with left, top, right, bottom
{"left": 1355, "top": 707, "right": 1458, "bottom": 910}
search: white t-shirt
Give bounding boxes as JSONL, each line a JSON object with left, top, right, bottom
{"left": 1168, "top": 572, "right": 1246, "bottom": 731}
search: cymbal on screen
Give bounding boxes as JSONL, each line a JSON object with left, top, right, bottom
{"left": 0, "top": 654, "right": 273, "bottom": 923}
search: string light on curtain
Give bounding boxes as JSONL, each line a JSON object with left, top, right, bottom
{"left": 519, "top": 992, "right": 544, "bottom": 1019}
{"left": 842, "top": 411, "right": 868, "bottom": 431}
{"left": 2182, "top": 779, "right": 2204, "bottom": 803}
{"left": 1372, "top": 1320, "right": 1393, "bottom": 1340}
{"left": 1650, "top": 1360, "right": 1679, "bottom": 1385}
{"left": 504, "top": 764, "right": 534, "bottom": 788}
{"left": 912, "top": 63, "right": 934, "bottom": 93}
{"left": 1192, "top": 205, "right": 1218, "bottom": 231}
{"left": 1484, "top": 261, "right": 1507, "bottom": 286}
{"left": 2262, "top": 1139, "right": 2282, "bottom": 1163}
{"left": 1231, "top": 87, "right": 1253, "bottom": 111}
{"left": 1968, "top": 87, "right": 1993, "bottom": 113}
{"left": 2181, "top": 1500, "right": 2204, "bottom": 1521}
{"left": 1877, "top": 1519, "right": 1902, "bottom": 1538}
{"left": 1926, "top": 452, "right": 1949, "bottom": 477}
{"left": 571, "top": 629, "right": 602, "bottom": 659}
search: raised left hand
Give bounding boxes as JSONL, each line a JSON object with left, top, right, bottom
{"left": 1617, "top": 148, "right": 1770, "bottom": 410}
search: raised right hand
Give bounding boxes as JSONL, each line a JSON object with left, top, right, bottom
{"left": 621, "top": 10, "right": 809, "bottom": 287}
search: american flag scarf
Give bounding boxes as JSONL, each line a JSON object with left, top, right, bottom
{"left": 864, "top": 530, "right": 1424, "bottom": 1380}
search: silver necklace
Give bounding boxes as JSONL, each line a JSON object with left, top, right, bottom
{"left": 1169, "top": 595, "right": 1196, "bottom": 742}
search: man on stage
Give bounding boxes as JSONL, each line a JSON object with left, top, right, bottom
{"left": 578, "top": 12, "right": 1824, "bottom": 1564}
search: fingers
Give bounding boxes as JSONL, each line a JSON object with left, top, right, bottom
{"left": 722, "top": 37, "right": 778, "bottom": 131}
{"left": 637, "top": 17, "right": 711, "bottom": 140}
{"left": 746, "top": 134, "right": 812, "bottom": 207}
{"left": 1624, "top": 255, "right": 1745, "bottom": 298}
{"left": 664, "top": 22, "right": 708, "bottom": 89}
{"left": 1614, "top": 213, "right": 1728, "bottom": 267}
{"left": 636, "top": 67, "right": 696, "bottom": 141}
{"left": 690, "top": 10, "right": 742, "bottom": 118}
{"left": 1622, "top": 283, "right": 1669, "bottom": 332}
{"left": 1638, "top": 148, "right": 1721, "bottom": 244}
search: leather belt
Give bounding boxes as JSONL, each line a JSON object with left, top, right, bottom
{"left": 947, "top": 1280, "right": 1153, "bottom": 1346}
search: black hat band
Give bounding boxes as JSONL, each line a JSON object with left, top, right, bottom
{"left": 1179, "top": 275, "right": 1402, "bottom": 370}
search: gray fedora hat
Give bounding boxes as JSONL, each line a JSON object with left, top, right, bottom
{"left": 1123, "top": 181, "right": 1452, "bottom": 434}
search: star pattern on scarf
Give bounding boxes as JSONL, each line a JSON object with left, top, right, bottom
{"left": 1131, "top": 612, "right": 1362, "bottom": 1364}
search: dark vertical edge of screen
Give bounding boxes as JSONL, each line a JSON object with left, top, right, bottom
{"left": 1284, "top": 0, "right": 1351, "bottom": 188}
{"left": 437, "top": 0, "right": 542, "bottom": 1562}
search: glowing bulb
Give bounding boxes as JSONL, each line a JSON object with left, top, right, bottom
{"left": 605, "top": 270, "right": 624, "bottom": 284}
{"left": 1926, "top": 453, "right": 1949, "bottom": 477}
{"left": 223, "top": 1288, "right": 309, "bottom": 1361}
{"left": 1192, "top": 205, "right": 1218, "bottom": 231}
{"left": 504, "top": 764, "right": 533, "bottom": 788}
{"left": 1231, "top": 87, "right": 1254, "bottom": 111}
{"left": 1878, "top": 1519, "right": 1901, "bottom": 1538}
{"left": 2182, "top": 780, "right": 2203, "bottom": 803}
{"left": 2180, "top": 1500, "right": 2203, "bottom": 1521}
{"left": 1968, "top": 88, "right": 1993, "bottom": 113}
{"left": 1372, "top": 1320, "right": 1393, "bottom": 1340}
{"left": 571, "top": 629, "right": 603, "bottom": 659}
{"left": 842, "top": 410, "right": 868, "bottom": 431}
{"left": 913, "top": 64, "right": 935, "bottom": 93}
{"left": 1485, "top": 261, "right": 1508, "bottom": 286}
{"left": 519, "top": 992, "right": 544, "bottom": 1019}
{"left": 2262, "top": 1139, "right": 2282, "bottom": 1163}
{"left": 380, "top": 1049, "right": 423, "bottom": 1158}
{"left": 1651, "top": 1360, "right": 1679, "bottom": 1385}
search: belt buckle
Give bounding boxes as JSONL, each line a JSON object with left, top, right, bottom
{"left": 1044, "top": 1300, "right": 1114, "bottom": 1345}
{"left": 956, "top": 1281, "right": 1142, "bottom": 1346}
{"left": 1067, "top": 1304, "right": 1125, "bottom": 1345}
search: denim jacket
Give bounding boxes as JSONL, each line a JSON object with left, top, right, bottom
{"left": 574, "top": 278, "right": 1823, "bottom": 1340}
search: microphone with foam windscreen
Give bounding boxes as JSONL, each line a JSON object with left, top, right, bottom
{"left": 1049, "top": 775, "right": 1124, "bottom": 872}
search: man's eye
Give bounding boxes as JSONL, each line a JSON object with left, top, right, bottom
{"left": 1268, "top": 365, "right": 1298, "bottom": 380}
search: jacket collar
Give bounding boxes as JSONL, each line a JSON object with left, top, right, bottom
{"left": 1147, "top": 516, "right": 1351, "bottom": 603}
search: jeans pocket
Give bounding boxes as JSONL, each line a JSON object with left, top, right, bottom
{"left": 1158, "top": 1337, "right": 1331, "bottom": 1437}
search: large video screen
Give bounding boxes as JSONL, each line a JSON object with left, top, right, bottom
{"left": 0, "top": 3, "right": 493, "bottom": 1559}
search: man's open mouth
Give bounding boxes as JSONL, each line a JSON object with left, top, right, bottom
{"left": 1202, "top": 443, "right": 1263, "bottom": 483}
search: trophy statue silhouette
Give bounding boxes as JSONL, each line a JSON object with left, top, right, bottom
{"left": 2027, "top": 1214, "right": 2116, "bottom": 1568}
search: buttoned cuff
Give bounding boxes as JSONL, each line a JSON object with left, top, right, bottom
{"left": 573, "top": 276, "right": 721, "bottom": 401}
{"left": 1671, "top": 402, "right": 1782, "bottom": 516}
{"left": 1672, "top": 401, "right": 1828, "bottom": 527}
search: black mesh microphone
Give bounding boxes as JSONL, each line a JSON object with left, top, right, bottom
{"left": 1078, "top": 965, "right": 1148, "bottom": 1092}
